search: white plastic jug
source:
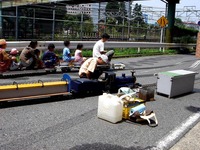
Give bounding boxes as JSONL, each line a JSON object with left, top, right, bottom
{"left": 97, "top": 93, "right": 123, "bottom": 123}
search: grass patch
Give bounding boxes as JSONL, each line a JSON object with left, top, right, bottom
{"left": 81, "top": 48, "right": 178, "bottom": 58}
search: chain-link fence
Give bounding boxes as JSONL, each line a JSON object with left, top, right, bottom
{"left": 1, "top": 2, "right": 161, "bottom": 41}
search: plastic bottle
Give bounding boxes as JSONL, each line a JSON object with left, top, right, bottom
{"left": 97, "top": 93, "right": 123, "bottom": 123}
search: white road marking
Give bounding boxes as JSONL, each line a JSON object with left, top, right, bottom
{"left": 153, "top": 112, "right": 200, "bottom": 150}
{"left": 189, "top": 60, "right": 200, "bottom": 69}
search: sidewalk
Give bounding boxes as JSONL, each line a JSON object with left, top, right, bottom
{"left": 170, "top": 121, "right": 200, "bottom": 150}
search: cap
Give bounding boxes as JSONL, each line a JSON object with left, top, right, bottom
{"left": 100, "top": 55, "right": 108, "bottom": 63}
{"left": 0, "top": 39, "right": 6, "bottom": 45}
{"left": 10, "top": 48, "right": 19, "bottom": 55}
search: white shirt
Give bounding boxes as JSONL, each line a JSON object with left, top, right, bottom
{"left": 79, "top": 58, "right": 98, "bottom": 76}
{"left": 93, "top": 40, "right": 104, "bottom": 58}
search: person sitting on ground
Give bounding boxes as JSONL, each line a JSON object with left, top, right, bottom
{"left": 42, "top": 43, "right": 58, "bottom": 68}
{"left": 9, "top": 48, "right": 20, "bottom": 71}
{"left": 74, "top": 43, "right": 86, "bottom": 65}
{"left": 0, "top": 39, "right": 11, "bottom": 73}
{"left": 79, "top": 55, "right": 108, "bottom": 79}
{"left": 62, "top": 40, "right": 74, "bottom": 65}
{"left": 19, "top": 40, "right": 38, "bottom": 69}
{"left": 34, "top": 49, "right": 43, "bottom": 69}
{"left": 93, "top": 33, "right": 114, "bottom": 63}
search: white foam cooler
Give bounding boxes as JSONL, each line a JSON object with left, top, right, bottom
{"left": 97, "top": 93, "right": 123, "bottom": 123}
{"left": 156, "top": 70, "right": 198, "bottom": 98}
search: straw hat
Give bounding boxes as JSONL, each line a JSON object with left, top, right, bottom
{"left": 0, "top": 39, "right": 6, "bottom": 45}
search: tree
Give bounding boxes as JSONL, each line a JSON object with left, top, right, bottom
{"left": 105, "top": 2, "right": 127, "bottom": 24}
{"left": 18, "top": 7, "right": 35, "bottom": 38}
{"left": 63, "top": 14, "right": 94, "bottom": 35}
{"left": 105, "top": 1, "right": 128, "bottom": 33}
{"left": 63, "top": 14, "right": 79, "bottom": 31}
{"left": 175, "top": 18, "right": 185, "bottom": 28}
{"left": 118, "top": 2, "right": 127, "bottom": 24}
{"left": 131, "top": 3, "right": 145, "bottom": 26}
{"left": 106, "top": 2, "right": 120, "bottom": 12}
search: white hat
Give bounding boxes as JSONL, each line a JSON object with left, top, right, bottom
{"left": 100, "top": 55, "right": 108, "bottom": 63}
{"left": 10, "top": 48, "right": 19, "bottom": 55}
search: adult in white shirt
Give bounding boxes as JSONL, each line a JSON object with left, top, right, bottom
{"left": 93, "top": 33, "right": 114, "bottom": 63}
{"left": 79, "top": 55, "right": 108, "bottom": 79}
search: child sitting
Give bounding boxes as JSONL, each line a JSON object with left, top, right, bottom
{"left": 62, "top": 40, "right": 74, "bottom": 65}
{"left": 9, "top": 48, "right": 20, "bottom": 71}
{"left": 74, "top": 43, "right": 86, "bottom": 64}
{"left": 42, "top": 43, "right": 58, "bottom": 68}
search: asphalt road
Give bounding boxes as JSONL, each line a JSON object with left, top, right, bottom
{"left": 0, "top": 54, "right": 200, "bottom": 150}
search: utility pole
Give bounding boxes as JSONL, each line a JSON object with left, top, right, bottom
{"left": 166, "top": 0, "right": 180, "bottom": 43}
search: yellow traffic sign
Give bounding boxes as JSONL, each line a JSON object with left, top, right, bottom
{"left": 157, "top": 16, "right": 168, "bottom": 28}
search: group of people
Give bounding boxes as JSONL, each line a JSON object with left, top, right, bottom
{"left": 0, "top": 33, "right": 114, "bottom": 79}
{"left": 0, "top": 40, "right": 55, "bottom": 72}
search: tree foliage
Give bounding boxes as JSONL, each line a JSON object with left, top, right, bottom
{"left": 131, "top": 3, "right": 145, "bottom": 26}
{"left": 105, "top": 2, "right": 120, "bottom": 12}
{"left": 173, "top": 18, "right": 198, "bottom": 43}
{"left": 63, "top": 14, "right": 94, "bottom": 32}
{"left": 105, "top": 2, "right": 128, "bottom": 33}
{"left": 175, "top": 18, "right": 185, "bottom": 28}
{"left": 105, "top": 2, "right": 127, "bottom": 24}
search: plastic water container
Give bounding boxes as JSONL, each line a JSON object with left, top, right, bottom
{"left": 97, "top": 93, "right": 123, "bottom": 123}
{"left": 129, "top": 103, "right": 146, "bottom": 116}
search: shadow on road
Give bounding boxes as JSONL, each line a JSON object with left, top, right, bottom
{"left": 0, "top": 92, "right": 103, "bottom": 109}
{"left": 194, "top": 88, "right": 200, "bottom": 93}
{"left": 0, "top": 95, "right": 73, "bottom": 109}
{"left": 69, "top": 142, "right": 153, "bottom": 150}
{"left": 186, "top": 106, "right": 200, "bottom": 113}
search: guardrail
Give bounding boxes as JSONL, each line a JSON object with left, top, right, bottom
{"left": 6, "top": 41, "right": 196, "bottom": 52}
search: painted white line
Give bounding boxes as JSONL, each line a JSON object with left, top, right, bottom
{"left": 189, "top": 60, "right": 200, "bottom": 69}
{"left": 153, "top": 112, "right": 200, "bottom": 150}
{"left": 192, "top": 61, "right": 200, "bottom": 69}
{"left": 189, "top": 61, "right": 198, "bottom": 68}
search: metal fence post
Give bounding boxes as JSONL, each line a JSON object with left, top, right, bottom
{"left": 128, "top": 1, "right": 131, "bottom": 40}
{"left": 160, "top": 27, "right": 164, "bottom": 51}
{"left": 15, "top": 6, "right": 18, "bottom": 40}
{"left": 122, "top": 17, "right": 124, "bottom": 40}
{"left": 138, "top": 47, "right": 140, "bottom": 53}
{"left": 52, "top": 8, "right": 55, "bottom": 41}
{"left": 80, "top": 13, "right": 83, "bottom": 40}
{"left": 98, "top": 2, "right": 101, "bottom": 38}
{"left": 32, "top": 8, "right": 35, "bottom": 39}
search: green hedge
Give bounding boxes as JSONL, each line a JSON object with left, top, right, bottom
{"left": 173, "top": 26, "right": 198, "bottom": 43}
